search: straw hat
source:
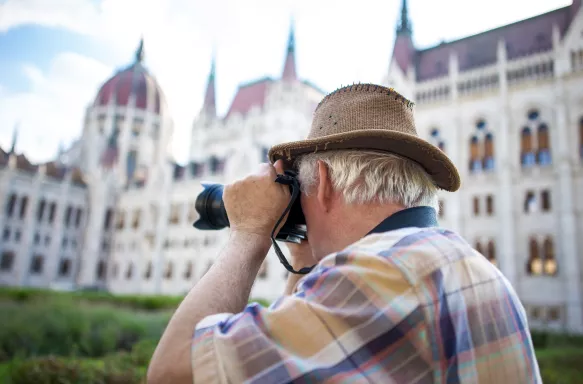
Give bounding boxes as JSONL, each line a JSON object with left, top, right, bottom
{"left": 268, "top": 83, "right": 461, "bottom": 192}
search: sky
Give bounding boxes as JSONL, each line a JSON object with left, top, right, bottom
{"left": 0, "top": 0, "right": 573, "bottom": 164}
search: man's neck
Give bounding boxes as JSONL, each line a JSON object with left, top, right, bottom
{"left": 315, "top": 203, "right": 405, "bottom": 260}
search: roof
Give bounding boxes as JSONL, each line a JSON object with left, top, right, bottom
{"left": 225, "top": 77, "right": 274, "bottom": 118}
{"left": 413, "top": 6, "right": 574, "bottom": 81}
{"left": 94, "top": 63, "right": 164, "bottom": 113}
{"left": 0, "top": 147, "right": 86, "bottom": 186}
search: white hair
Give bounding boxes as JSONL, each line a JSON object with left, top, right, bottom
{"left": 296, "top": 150, "right": 440, "bottom": 213}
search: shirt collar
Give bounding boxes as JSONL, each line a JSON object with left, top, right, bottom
{"left": 367, "top": 206, "right": 438, "bottom": 235}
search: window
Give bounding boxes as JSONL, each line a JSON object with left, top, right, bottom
{"left": 169, "top": 204, "right": 181, "bottom": 225}
{"left": 37, "top": 199, "right": 46, "bottom": 222}
{"left": 112, "top": 262, "right": 118, "bottom": 279}
{"left": 537, "top": 124, "right": 551, "bottom": 165}
{"left": 520, "top": 127, "right": 535, "bottom": 166}
{"left": 475, "top": 241, "right": 483, "bottom": 255}
{"left": 524, "top": 191, "right": 537, "bottom": 214}
{"left": 64, "top": 206, "right": 73, "bottom": 227}
{"left": 126, "top": 150, "right": 138, "bottom": 182}
{"left": 184, "top": 261, "right": 193, "bottom": 279}
{"left": 473, "top": 197, "right": 480, "bottom": 215}
{"left": 74, "top": 208, "right": 83, "bottom": 228}
{"left": 521, "top": 110, "right": 551, "bottom": 167}
{"left": 2, "top": 227, "right": 10, "bottom": 241}
{"left": 527, "top": 238, "right": 543, "bottom": 275}
{"left": 548, "top": 307, "right": 561, "bottom": 322}
{"left": 541, "top": 190, "right": 551, "bottom": 212}
{"left": 487, "top": 240, "right": 497, "bottom": 266}
{"left": 48, "top": 203, "right": 56, "bottom": 223}
{"left": 486, "top": 195, "right": 494, "bottom": 215}
{"left": 469, "top": 120, "right": 495, "bottom": 173}
{"left": 6, "top": 193, "right": 16, "bottom": 217}
{"left": 164, "top": 262, "right": 173, "bottom": 279}
{"left": 34, "top": 233, "right": 40, "bottom": 245}
{"left": 126, "top": 263, "right": 134, "bottom": 279}
{"left": 429, "top": 128, "right": 446, "bottom": 152}
{"left": 104, "top": 209, "right": 114, "bottom": 230}
{"left": 30, "top": 255, "right": 44, "bottom": 274}
{"left": 469, "top": 136, "right": 481, "bottom": 172}
{"left": 58, "top": 259, "right": 71, "bottom": 276}
{"left": 116, "top": 211, "right": 125, "bottom": 230}
{"left": 0, "top": 251, "right": 15, "bottom": 271}
{"left": 132, "top": 210, "right": 141, "bottom": 229}
{"left": 14, "top": 230, "right": 20, "bottom": 242}
{"left": 543, "top": 237, "right": 557, "bottom": 276}
{"left": 144, "top": 262, "right": 152, "bottom": 279}
{"left": 19, "top": 196, "right": 28, "bottom": 219}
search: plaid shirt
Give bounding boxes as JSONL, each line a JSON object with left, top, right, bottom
{"left": 192, "top": 226, "right": 541, "bottom": 383}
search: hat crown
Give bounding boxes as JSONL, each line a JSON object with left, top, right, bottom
{"left": 309, "top": 84, "right": 417, "bottom": 140}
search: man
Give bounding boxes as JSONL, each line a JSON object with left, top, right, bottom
{"left": 148, "top": 84, "right": 541, "bottom": 383}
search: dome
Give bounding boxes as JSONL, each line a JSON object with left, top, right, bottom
{"left": 93, "top": 39, "right": 166, "bottom": 114}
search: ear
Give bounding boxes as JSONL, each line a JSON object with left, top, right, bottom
{"left": 316, "top": 160, "right": 333, "bottom": 213}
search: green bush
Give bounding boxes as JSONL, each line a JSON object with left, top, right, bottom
{"left": 0, "top": 298, "right": 169, "bottom": 362}
{"left": 0, "top": 287, "right": 270, "bottom": 312}
{"left": 6, "top": 355, "right": 144, "bottom": 384}
{"left": 537, "top": 348, "right": 583, "bottom": 384}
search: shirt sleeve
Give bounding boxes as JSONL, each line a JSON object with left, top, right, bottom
{"left": 191, "top": 250, "right": 425, "bottom": 384}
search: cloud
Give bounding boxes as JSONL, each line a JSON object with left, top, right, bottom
{"left": 0, "top": 52, "right": 112, "bottom": 162}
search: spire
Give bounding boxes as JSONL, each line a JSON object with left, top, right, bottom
{"left": 135, "top": 37, "right": 145, "bottom": 63}
{"left": 9, "top": 122, "right": 18, "bottom": 154}
{"left": 390, "top": 0, "right": 415, "bottom": 73}
{"left": 397, "top": 0, "right": 412, "bottom": 35}
{"left": 203, "top": 53, "right": 216, "bottom": 117}
{"left": 281, "top": 19, "right": 297, "bottom": 81}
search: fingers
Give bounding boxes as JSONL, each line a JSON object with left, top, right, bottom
{"left": 274, "top": 159, "right": 285, "bottom": 175}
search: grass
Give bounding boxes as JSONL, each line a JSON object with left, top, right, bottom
{"left": 0, "top": 287, "right": 582, "bottom": 383}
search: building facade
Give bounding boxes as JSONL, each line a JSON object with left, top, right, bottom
{"left": 1, "top": 1, "right": 582, "bottom": 333}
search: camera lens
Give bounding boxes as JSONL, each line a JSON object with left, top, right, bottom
{"left": 193, "top": 183, "right": 230, "bottom": 230}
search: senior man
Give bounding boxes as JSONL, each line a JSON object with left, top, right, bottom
{"left": 148, "top": 84, "right": 541, "bottom": 383}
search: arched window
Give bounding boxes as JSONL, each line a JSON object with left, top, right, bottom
{"left": 527, "top": 238, "right": 543, "bottom": 275}
{"left": 469, "top": 136, "right": 481, "bottom": 172}
{"left": 543, "top": 237, "right": 557, "bottom": 276}
{"left": 487, "top": 240, "right": 497, "bottom": 266}
{"left": 484, "top": 133, "right": 495, "bottom": 170}
{"left": 521, "top": 127, "right": 535, "bottom": 166}
{"left": 126, "top": 150, "right": 138, "bottom": 182}
{"left": 537, "top": 124, "right": 551, "bottom": 165}
{"left": 36, "top": 199, "right": 46, "bottom": 222}
{"left": 429, "top": 128, "right": 446, "bottom": 153}
{"left": 486, "top": 195, "right": 494, "bottom": 215}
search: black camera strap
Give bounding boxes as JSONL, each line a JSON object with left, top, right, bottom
{"left": 271, "top": 173, "right": 315, "bottom": 275}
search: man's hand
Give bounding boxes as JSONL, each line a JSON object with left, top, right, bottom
{"left": 223, "top": 160, "right": 290, "bottom": 238}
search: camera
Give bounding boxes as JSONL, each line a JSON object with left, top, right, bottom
{"left": 192, "top": 170, "right": 307, "bottom": 244}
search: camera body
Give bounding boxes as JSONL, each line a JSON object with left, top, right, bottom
{"left": 192, "top": 171, "right": 307, "bottom": 243}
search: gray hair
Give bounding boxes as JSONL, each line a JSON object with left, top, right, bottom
{"left": 296, "top": 150, "right": 440, "bottom": 213}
